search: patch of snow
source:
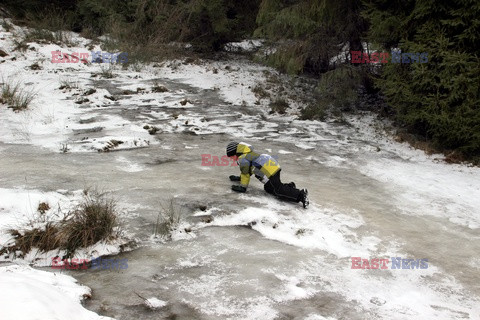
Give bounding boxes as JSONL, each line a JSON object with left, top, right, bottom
{"left": 0, "top": 265, "right": 113, "bottom": 320}
{"left": 224, "top": 40, "right": 264, "bottom": 53}
{"left": 144, "top": 297, "right": 167, "bottom": 310}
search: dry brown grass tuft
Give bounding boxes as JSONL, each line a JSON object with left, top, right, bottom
{"left": 3, "top": 223, "right": 61, "bottom": 257}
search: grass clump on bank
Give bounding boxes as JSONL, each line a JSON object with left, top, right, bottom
{"left": 59, "top": 190, "right": 118, "bottom": 256}
{"left": 0, "top": 79, "right": 36, "bottom": 111}
{"left": 0, "top": 189, "right": 119, "bottom": 259}
{"left": 7, "top": 223, "right": 61, "bottom": 255}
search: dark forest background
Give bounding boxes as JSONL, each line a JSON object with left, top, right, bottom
{"left": 2, "top": 0, "right": 479, "bottom": 162}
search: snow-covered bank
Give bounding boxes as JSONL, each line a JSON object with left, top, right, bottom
{"left": 0, "top": 187, "right": 131, "bottom": 267}
{"left": 0, "top": 264, "right": 113, "bottom": 320}
{"left": 344, "top": 114, "right": 480, "bottom": 229}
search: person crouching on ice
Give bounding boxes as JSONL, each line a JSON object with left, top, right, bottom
{"left": 226, "top": 141, "right": 309, "bottom": 208}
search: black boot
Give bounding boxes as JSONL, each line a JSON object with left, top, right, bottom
{"left": 299, "top": 189, "right": 309, "bottom": 209}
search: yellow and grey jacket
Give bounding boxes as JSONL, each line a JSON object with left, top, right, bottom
{"left": 235, "top": 142, "right": 281, "bottom": 188}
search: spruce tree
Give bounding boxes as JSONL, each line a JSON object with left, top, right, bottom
{"left": 364, "top": 0, "right": 480, "bottom": 157}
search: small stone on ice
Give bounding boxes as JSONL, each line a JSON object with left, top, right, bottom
{"left": 145, "top": 297, "right": 167, "bottom": 310}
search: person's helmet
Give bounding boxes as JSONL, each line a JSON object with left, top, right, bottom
{"left": 226, "top": 141, "right": 239, "bottom": 157}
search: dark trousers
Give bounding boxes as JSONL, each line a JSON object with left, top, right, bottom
{"left": 264, "top": 170, "right": 301, "bottom": 203}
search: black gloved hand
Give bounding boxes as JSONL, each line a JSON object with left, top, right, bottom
{"left": 229, "top": 175, "right": 241, "bottom": 181}
{"left": 231, "top": 185, "right": 246, "bottom": 193}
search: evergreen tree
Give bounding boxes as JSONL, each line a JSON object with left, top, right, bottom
{"left": 255, "top": 0, "right": 367, "bottom": 75}
{"left": 184, "top": 0, "right": 260, "bottom": 51}
{"left": 364, "top": 0, "right": 480, "bottom": 156}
